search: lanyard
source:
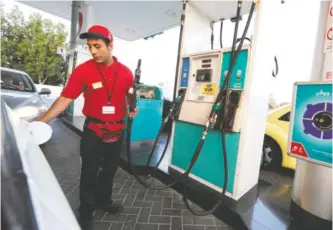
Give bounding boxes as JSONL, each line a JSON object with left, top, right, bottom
{"left": 96, "top": 64, "right": 118, "bottom": 105}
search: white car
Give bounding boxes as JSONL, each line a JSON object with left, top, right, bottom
{"left": 1, "top": 67, "right": 51, "bottom": 121}
{"left": 1, "top": 99, "right": 80, "bottom": 230}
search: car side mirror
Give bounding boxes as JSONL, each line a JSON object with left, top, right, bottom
{"left": 39, "top": 88, "right": 51, "bottom": 95}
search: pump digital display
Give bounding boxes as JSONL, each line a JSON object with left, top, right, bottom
{"left": 196, "top": 69, "right": 212, "bottom": 82}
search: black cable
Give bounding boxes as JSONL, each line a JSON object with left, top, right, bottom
{"left": 229, "top": 4, "right": 241, "bottom": 75}
{"left": 145, "top": 102, "right": 177, "bottom": 168}
{"left": 220, "top": 19, "right": 224, "bottom": 48}
{"left": 144, "top": 94, "right": 184, "bottom": 177}
{"left": 126, "top": 0, "right": 256, "bottom": 215}
{"left": 144, "top": 0, "right": 188, "bottom": 177}
{"left": 126, "top": 90, "right": 187, "bottom": 190}
{"left": 183, "top": 0, "right": 243, "bottom": 215}
{"left": 127, "top": 120, "right": 179, "bottom": 190}
{"left": 211, "top": 21, "right": 214, "bottom": 50}
{"left": 126, "top": 1, "right": 192, "bottom": 190}
{"left": 238, "top": 38, "right": 278, "bottom": 78}
{"left": 272, "top": 56, "right": 278, "bottom": 77}
{"left": 236, "top": 37, "right": 251, "bottom": 44}
{"left": 172, "top": 0, "right": 187, "bottom": 101}
{"left": 126, "top": 95, "right": 210, "bottom": 190}
{"left": 182, "top": 1, "right": 256, "bottom": 216}
{"left": 218, "top": 2, "right": 255, "bottom": 102}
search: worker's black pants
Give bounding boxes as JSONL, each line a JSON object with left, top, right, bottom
{"left": 79, "top": 122, "right": 123, "bottom": 213}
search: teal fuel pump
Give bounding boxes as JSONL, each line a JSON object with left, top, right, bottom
{"left": 125, "top": 61, "right": 168, "bottom": 143}
{"left": 175, "top": 1, "right": 256, "bottom": 215}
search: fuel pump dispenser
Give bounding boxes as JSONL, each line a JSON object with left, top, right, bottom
{"left": 172, "top": 34, "right": 253, "bottom": 215}
{"left": 127, "top": 0, "right": 280, "bottom": 217}
{"left": 127, "top": 0, "right": 257, "bottom": 212}
{"left": 169, "top": 0, "right": 278, "bottom": 214}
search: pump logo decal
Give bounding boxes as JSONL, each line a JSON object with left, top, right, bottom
{"left": 201, "top": 83, "right": 216, "bottom": 95}
{"left": 303, "top": 102, "right": 332, "bottom": 139}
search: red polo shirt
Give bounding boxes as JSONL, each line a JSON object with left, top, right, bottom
{"left": 61, "top": 57, "right": 134, "bottom": 122}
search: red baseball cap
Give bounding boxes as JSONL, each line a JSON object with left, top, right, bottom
{"left": 79, "top": 25, "right": 113, "bottom": 42}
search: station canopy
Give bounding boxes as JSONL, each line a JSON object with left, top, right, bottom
{"left": 20, "top": 1, "right": 253, "bottom": 41}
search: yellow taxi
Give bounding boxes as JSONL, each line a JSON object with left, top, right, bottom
{"left": 261, "top": 104, "right": 296, "bottom": 170}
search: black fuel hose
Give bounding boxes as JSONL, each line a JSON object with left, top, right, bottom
{"left": 127, "top": 117, "right": 209, "bottom": 191}
{"left": 126, "top": 94, "right": 208, "bottom": 191}
{"left": 126, "top": 0, "right": 256, "bottom": 212}
{"left": 182, "top": 1, "right": 256, "bottom": 216}
{"left": 236, "top": 37, "right": 278, "bottom": 78}
{"left": 211, "top": 21, "right": 214, "bottom": 50}
{"left": 126, "top": 119, "right": 180, "bottom": 190}
{"left": 126, "top": 89, "right": 183, "bottom": 190}
{"left": 125, "top": 1, "right": 190, "bottom": 190}
{"left": 126, "top": 90, "right": 186, "bottom": 190}
{"left": 144, "top": 94, "right": 185, "bottom": 178}
{"left": 236, "top": 37, "right": 251, "bottom": 44}
{"left": 272, "top": 56, "right": 279, "bottom": 77}
{"left": 220, "top": 18, "right": 224, "bottom": 48}
{"left": 144, "top": 102, "right": 177, "bottom": 169}
{"left": 144, "top": 0, "right": 189, "bottom": 177}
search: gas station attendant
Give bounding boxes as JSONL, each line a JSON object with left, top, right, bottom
{"left": 36, "top": 25, "right": 138, "bottom": 230}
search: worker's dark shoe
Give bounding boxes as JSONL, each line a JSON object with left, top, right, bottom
{"left": 78, "top": 206, "right": 93, "bottom": 230}
{"left": 78, "top": 216, "right": 93, "bottom": 230}
{"left": 97, "top": 201, "right": 124, "bottom": 214}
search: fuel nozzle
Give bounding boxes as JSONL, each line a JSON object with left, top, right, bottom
{"left": 207, "top": 101, "right": 223, "bottom": 129}
{"left": 134, "top": 59, "right": 141, "bottom": 84}
{"left": 173, "top": 89, "right": 187, "bottom": 120}
{"left": 129, "top": 59, "right": 141, "bottom": 113}
{"left": 175, "top": 90, "right": 186, "bottom": 104}
{"left": 213, "top": 102, "right": 222, "bottom": 112}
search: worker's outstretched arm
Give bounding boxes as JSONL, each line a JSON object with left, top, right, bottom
{"left": 38, "top": 64, "right": 85, "bottom": 123}
{"left": 37, "top": 96, "right": 73, "bottom": 123}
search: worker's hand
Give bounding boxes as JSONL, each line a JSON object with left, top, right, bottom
{"left": 128, "top": 107, "right": 138, "bottom": 118}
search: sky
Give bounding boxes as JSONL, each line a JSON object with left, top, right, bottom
{"left": 2, "top": 0, "right": 322, "bottom": 102}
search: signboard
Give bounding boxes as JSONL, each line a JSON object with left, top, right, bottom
{"left": 288, "top": 81, "right": 332, "bottom": 167}
{"left": 323, "top": 1, "right": 332, "bottom": 53}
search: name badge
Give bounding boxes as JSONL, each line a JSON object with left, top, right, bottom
{"left": 92, "top": 82, "right": 103, "bottom": 89}
{"left": 102, "top": 106, "right": 115, "bottom": 114}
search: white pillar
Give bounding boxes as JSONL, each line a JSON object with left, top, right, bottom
{"left": 66, "top": 0, "right": 85, "bottom": 85}
{"left": 291, "top": 0, "right": 332, "bottom": 224}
